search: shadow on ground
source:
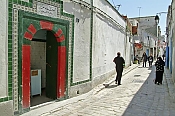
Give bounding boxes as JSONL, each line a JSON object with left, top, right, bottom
{"left": 103, "top": 84, "right": 118, "bottom": 88}
{"left": 121, "top": 66, "right": 165, "bottom": 116}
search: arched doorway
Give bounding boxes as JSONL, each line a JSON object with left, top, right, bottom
{"left": 30, "top": 30, "right": 58, "bottom": 106}
{"left": 20, "top": 19, "right": 68, "bottom": 109}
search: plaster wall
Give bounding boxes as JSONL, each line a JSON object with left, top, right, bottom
{"left": 94, "top": 0, "right": 125, "bottom": 27}
{"left": 139, "top": 17, "right": 157, "bottom": 29}
{"left": 81, "top": 0, "right": 91, "bottom": 4}
{"left": 0, "top": 0, "right": 8, "bottom": 97}
{"left": 64, "top": 2, "right": 91, "bottom": 83}
{"left": 64, "top": 0, "right": 127, "bottom": 90}
{"left": 31, "top": 41, "right": 46, "bottom": 88}
{"left": 169, "top": 28, "right": 173, "bottom": 73}
{"left": 150, "top": 38, "right": 156, "bottom": 48}
{"left": 0, "top": 101, "right": 13, "bottom": 116}
{"left": 129, "top": 19, "right": 139, "bottom": 26}
{"left": 171, "top": 1, "right": 175, "bottom": 82}
{"left": 125, "top": 35, "right": 131, "bottom": 66}
{"left": 92, "top": 8, "right": 126, "bottom": 84}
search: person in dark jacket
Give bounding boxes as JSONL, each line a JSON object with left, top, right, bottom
{"left": 142, "top": 52, "right": 147, "bottom": 67}
{"left": 113, "top": 52, "right": 125, "bottom": 85}
{"left": 155, "top": 57, "right": 165, "bottom": 85}
{"left": 148, "top": 54, "right": 153, "bottom": 67}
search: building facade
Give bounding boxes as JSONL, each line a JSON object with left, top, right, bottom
{"left": 0, "top": 0, "right": 133, "bottom": 115}
{"left": 129, "top": 16, "right": 159, "bottom": 59}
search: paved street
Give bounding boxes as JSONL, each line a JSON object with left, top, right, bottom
{"left": 22, "top": 64, "right": 175, "bottom": 116}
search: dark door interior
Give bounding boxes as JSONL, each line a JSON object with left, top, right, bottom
{"left": 46, "top": 31, "right": 57, "bottom": 99}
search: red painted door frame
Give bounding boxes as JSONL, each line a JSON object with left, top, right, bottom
{"left": 22, "top": 45, "right": 31, "bottom": 108}
{"left": 22, "top": 21, "right": 67, "bottom": 108}
{"left": 57, "top": 46, "right": 66, "bottom": 98}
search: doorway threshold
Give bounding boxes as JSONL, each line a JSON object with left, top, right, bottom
{"left": 30, "top": 100, "right": 56, "bottom": 110}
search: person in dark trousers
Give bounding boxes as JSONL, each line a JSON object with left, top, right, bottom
{"left": 162, "top": 54, "right": 165, "bottom": 60}
{"left": 155, "top": 57, "right": 165, "bottom": 85}
{"left": 113, "top": 52, "right": 125, "bottom": 85}
{"left": 148, "top": 54, "right": 153, "bottom": 67}
{"left": 142, "top": 52, "right": 147, "bottom": 67}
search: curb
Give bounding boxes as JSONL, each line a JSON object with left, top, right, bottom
{"left": 164, "top": 68, "right": 175, "bottom": 102}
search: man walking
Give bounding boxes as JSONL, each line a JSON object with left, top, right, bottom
{"left": 142, "top": 52, "right": 147, "bottom": 67}
{"left": 113, "top": 52, "right": 125, "bottom": 85}
{"left": 148, "top": 54, "right": 153, "bottom": 67}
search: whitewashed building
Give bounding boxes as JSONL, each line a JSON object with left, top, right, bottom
{"left": 129, "top": 16, "right": 159, "bottom": 59}
{"left": 0, "top": 0, "right": 133, "bottom": 115}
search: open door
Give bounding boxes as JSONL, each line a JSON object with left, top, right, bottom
{"left": 46, "top": 31, "right": 57, "bottom": 99}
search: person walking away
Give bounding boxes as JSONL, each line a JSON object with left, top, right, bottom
{"left": 148, "top": 54, "right": 153, "bottom": 67}
{"left": 113, "top": 52, "right": 125, "bottom": 85}
{"left": 155, "top": 57, "right": 165, "bottom": 85}
{"left": 136, "top": 55, "right": 140, "bottom": 64}
{"left": 142, "top": 52, "right": 147, "bottom": 67}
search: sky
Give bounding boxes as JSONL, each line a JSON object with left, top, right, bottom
{"left": 108, "top": 0, "right": 172, "bottom": 35}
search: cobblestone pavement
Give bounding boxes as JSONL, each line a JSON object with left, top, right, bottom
{"left": 22, "top": 64, "right": 175, "bottom": 116}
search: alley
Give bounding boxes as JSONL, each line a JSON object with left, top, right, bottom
{"left": 22, "top": 64, "right": 175, "bottom": 116}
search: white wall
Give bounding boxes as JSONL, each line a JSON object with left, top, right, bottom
{"left": 139, "top": 17, "right": 157, "bottom": 29}
{"left": 31, "top": 41, "right": 46, "bottom": 88}
{"left": 93, "top": 0, "right": 126, "bottom": 79}
{"left": 0, "top": 0, "right": 8, "bottom": 97}
{"left": 64, "top": 1, "right": 91, "bottom": 83}
{"left": 171, "top": 1, "right": 175, "bottom": 82}
{"left": 64, "top": 0, "right": 127, "bottom": 84}
{"left": 125, "top": 35, "right": 131, "bottom": 66}
{"left": 94, "top": 0, "right": 126, "bottom": 27}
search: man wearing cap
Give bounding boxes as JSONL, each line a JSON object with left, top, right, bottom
{"left": 113, "top": 52, "right": 125, "bottom": 85}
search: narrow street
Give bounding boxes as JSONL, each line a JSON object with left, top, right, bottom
{"left": 22, "top": 63, "right": 175, "bottom": 116}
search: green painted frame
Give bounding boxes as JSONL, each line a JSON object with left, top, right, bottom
{"left": 5, "top": 0, "right": 74, "bottom": 104}
{"left": 5, "top": 0, "right": 93, "bottom": 106}
{"left": 70, "top": 0, "right": 93, "bottom": 86}
{"left": 17, "top": 10, "right": 71, "bottom": 112}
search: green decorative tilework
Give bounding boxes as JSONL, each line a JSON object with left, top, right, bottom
{"left": 70, "top": 0, "right": 93, "bottom": 86}
{"left": 6, "top": 0, "right": 94, "bottom": 114}
{"left": 6, "top": 0, "right": 74, "bottom": 114}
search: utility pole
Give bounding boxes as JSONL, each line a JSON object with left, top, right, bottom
{"left": 138, "top": 7, "right": 141, "bottom": 17}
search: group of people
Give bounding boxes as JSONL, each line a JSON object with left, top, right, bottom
{"left": 134, "top": 52, "right": 153, "bottom": 67}
{"left": 113, "top": 52, "right": 165, "bottom": 86}
{"left": 139, "top": 52, "right": 165, "bottom": 85}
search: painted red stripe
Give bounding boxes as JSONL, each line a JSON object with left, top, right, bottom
{"left": 40, "top": 20, "right": 53, "bottom": 30}
{"left": 54, "top": 29, "right": 62, "bottom": 37}
{"left": 22, "top": 45, "right": 31, "bottom": 108}
{"left": 28, "top": 24, "right": 37, "bottom": 34}
{"left": 57, "top": 46, "right": 66, "bottom": 98}
{"left": 24, "top": 32, "right": 33, "bottom": 40}
{"left": 56, "top": 35, "right": 65, "bottom": 42}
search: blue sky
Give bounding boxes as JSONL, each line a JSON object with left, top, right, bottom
{"left": 108, "top": 0, "right": 171, "bottom": 35}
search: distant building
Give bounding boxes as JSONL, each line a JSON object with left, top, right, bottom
{"left": 129, "top": 16, "right": 160, "bottom": 59}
